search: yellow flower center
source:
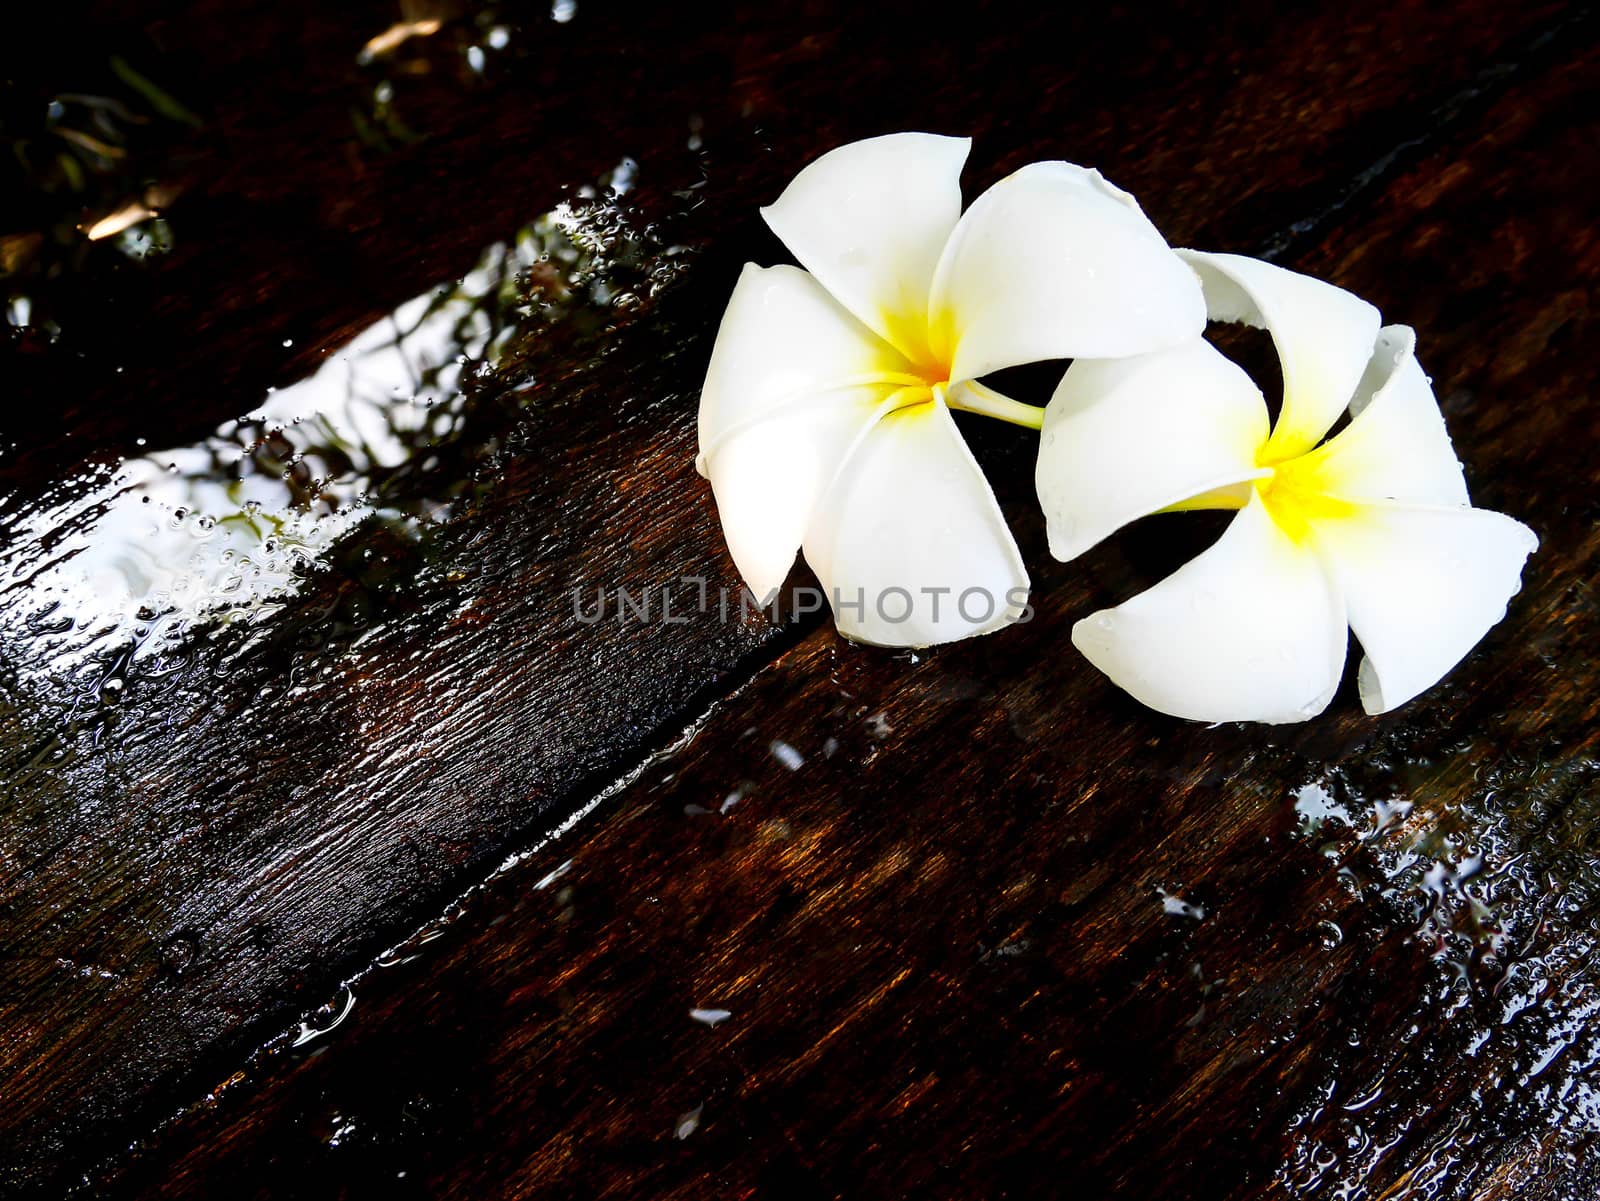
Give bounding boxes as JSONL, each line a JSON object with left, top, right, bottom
{"left": 1162, "top": 434, "right": 1362, "bottom": 544}
{"left": 867, "top": 308, "right": 955, "bottom": 416}
{"left": 1253, "top": 445, "right": 1359, "bottom": 545}
{"left": 853, "top": 303, "right": 1042, "bottom": 431}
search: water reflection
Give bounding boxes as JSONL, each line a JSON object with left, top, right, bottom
{"left": 352, "top": 2, "right": 526, "bottom": 152}
{"left": 2, "top": 54, "right": 200, "bottom": 325}
{"left": 1280, "top": 750, "right": 1600, "bottom": 1198}
{"left": 0, "top": 160, "right": 654, "bottom": 688}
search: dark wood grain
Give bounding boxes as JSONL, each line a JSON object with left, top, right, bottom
{"left": 91, "top": 37, "right": 1600, "bottom": 1196}
{"left": 1, "top": 2, "right": 1594, "bottom": 1197}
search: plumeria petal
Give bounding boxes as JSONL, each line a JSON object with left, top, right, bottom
{"left": 760, "top": 133, "right": 969, "bottom": 361}
{"left": 1036, "top": 337, "right": 1269, "bottom": 561}
{"left": 1286, "top": 326, "right": 1469, "bottom": 507}
{"left": 1072, "top": 494, "right": 1348, "bottom": 723}
{"left": 1311, "top": 503, "right": 1538, "bottom": 714}
{"left": 704, "top": 403, "right": 888, "bottom": 602}
{"left": 698, "top": 264, "right": 911, "bottom": 599}
{"left": 932, "top": 163, "right": 1206, "bottom": 383}
{"left": 1178, "top": 251, "right": 1380, "bottom": 460}
{"left": 803, "top": 394, "right": 1028, "bottom": 647}
{"left": 697, "top": 263, "right": 911, "bottom": 462}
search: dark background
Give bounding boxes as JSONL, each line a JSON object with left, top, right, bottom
{"left": 2, "top": 2, "right": 1598, "bottom": 1197}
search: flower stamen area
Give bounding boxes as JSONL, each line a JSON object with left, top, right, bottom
{"left": 1165, "top": 462, "right": 1358, "bottom": 542}
{"left": 885, "top": 382, "right": 937, "bottom": 416}
{"left": 1255, "top": 459, "right": 1359, "bottom": 544}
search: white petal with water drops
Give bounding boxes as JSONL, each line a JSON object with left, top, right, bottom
{"left": 698, "top": 265, "right": 908, "bottom": 599}
{"left": 803, "top": 396, "right": 1028, "bottom": 647}
{"left": 704, "top": 407, "right": 882, "bottom": 602}
{"left": 1311, "top": 503, "right": 1538, "bottom": 713}
{"left": 1071, "top": 495, "right": 1347, "bottom": 724}
{"left": 760, "top": 132, "right": 968, "bottom": 357}
{"left": 1289, "top": 326, "right": 1469, "bottom": 507}
{"left": 1036, "top": 337, "right": 1269, "bottom": 561}
{"left": 1179, "top": 250, "right": 1379, "bottom": 458}
{"left": 933, "top": 162, "right": 1206, "bottom": 382}
{"left": 697, "top": 264, "right": 906, "bottom": 460}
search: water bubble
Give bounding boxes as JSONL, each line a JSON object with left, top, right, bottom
{"left": 159, "top": 933, "right": 199, "bottom": 976}
{"left": 326, "top": 1114, "right": 358, "bottom": 1148}
{"left": 292, "top": 986, "right": 357, "bottom": 1047}
{"left": 673, "top": 1103, "right": 703, "bottom": 1140}
{"left": 770, "top": 740, "right": 804, "bottom": 771}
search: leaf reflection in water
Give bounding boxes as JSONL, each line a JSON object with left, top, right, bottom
{"left": 2, "top": 162, "right": 667, "bottom": 689}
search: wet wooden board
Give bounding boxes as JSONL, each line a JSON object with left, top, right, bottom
{"left": 83, "top": 34, "right": 1600, "bottom": 1201}
{"left": 1, "top": 2, "right": 1595, "bottom": 1196}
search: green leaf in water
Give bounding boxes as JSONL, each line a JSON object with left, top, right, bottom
{"left": 109, "top": 56, "right": 203, "bottom": 128}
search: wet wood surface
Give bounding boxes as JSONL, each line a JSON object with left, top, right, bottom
{"left": 2, "top": 2, "right": 1597, "bottom": 1197}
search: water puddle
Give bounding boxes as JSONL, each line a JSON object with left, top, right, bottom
{"left": 1278, "top": 744, "right": 1600, "bottom": 1197}
{"left": 0, "top": 158, "right": 667, "bottom": 698}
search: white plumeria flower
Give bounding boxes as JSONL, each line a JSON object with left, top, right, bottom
{"left": 697, "top": 132, "right": 1205, "bottom": 647}
{"left": 1036, "top": 251, "right": 1538, "bottom": 723}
